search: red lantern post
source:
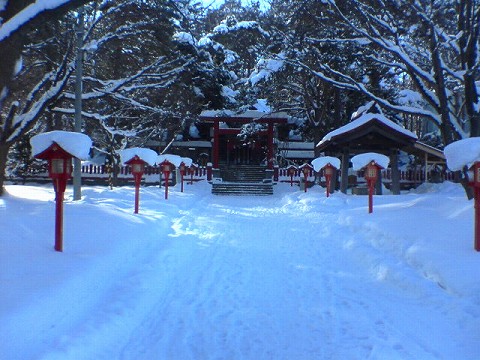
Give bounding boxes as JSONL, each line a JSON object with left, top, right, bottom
{"left": 125, "top": 156, "right": 146, "bottom": 214}
{"left": 179, "top": 162, "right": 186, "bottom": 192}
{"left": 470, "top": 162, "right": 480, "bottom": 251}
{"left": 287, "top": 165, "right": 297, "bottom": 187}
{"left": 34, "top": 143, "right": 73, "bottom": 252}
{"left": 323, "top": 163, "right": 335, "bottom": 197}
{"left": 189, "top": 164, "right": 198, "bottom": 185}
{"left": 161, "top": 160, "right": 173, "bottom": 199}
{"left": 364, "top": 161, "right": 382, "bottom": 214}
{"left": 301, "top": 164, "right": 312, "bottom": 193}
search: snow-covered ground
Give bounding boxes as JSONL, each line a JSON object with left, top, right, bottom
{"left": 1, "top": 181, "right": 479, "bottom": 360}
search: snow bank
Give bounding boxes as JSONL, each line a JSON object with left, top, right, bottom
{"left": 0, "top": 182, "right": 479, "bottom": 359}
{"left": 118, "top": 148, "right": 158, "bottom": 166}
{"left": 351, "top": 152, "right": 390, "bottom": 170}
{"left": 444, "top": 137, "right": 480, "bottom": 171}
{"left": 311, "top": 156, "right": 341, "bottom": 172}
{"left": 30, "top": 130, "right": 92, "bottom": 160}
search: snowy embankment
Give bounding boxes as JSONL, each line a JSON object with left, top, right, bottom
{"left": 0, "top": 181, "right": 479, "bottom": 359}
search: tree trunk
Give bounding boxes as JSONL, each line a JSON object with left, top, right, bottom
{"left": 430, "top": 27, "right": 457, "bottom": 145}
{"left": 0, "top": 144, "right": 11, "bottom": 196}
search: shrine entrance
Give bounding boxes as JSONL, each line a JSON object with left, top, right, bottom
{"left": 220, "top": 136, "right": 267, "bottom": 166}
{"left": 199, "top": 111, "right": 288, "bottom": 169}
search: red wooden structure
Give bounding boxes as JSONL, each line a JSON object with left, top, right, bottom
{"left": 199, "top": 112, "right": 288, "bottom": 169}
{"left": 124, "top": 155, "right": 148, "bottom": 214}
{"left": 364, "top": 161, "right": 384, "bottom": 213}
{"left": 34, "top": 142, "right": 73, "bottom": 252}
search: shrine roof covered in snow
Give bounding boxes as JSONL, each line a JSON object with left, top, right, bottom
{"left": 199, "top": 110, "right": 289, "bottom": 123}
{"left": 316, "top": 113, "right": 445, "bottom": 162}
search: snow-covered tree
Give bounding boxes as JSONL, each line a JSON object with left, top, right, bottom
{"left": 280, "top": 0, "right": 480, "bottom": 145}
{"left": 0, "top": 0, "right": 92, "bottom": 195}
{"left": 247, "top": 0, "right": 373, "bottom": 144}
{"left": 0, "top": 1, "right": 212, "bottom": 192}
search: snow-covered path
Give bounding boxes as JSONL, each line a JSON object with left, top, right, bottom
{"left": 1, "top": 183, "right": 479, "bottom": 359}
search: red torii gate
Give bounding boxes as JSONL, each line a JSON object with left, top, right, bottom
{"left": 199, "top": 111, "right": 288, "bottom": 169}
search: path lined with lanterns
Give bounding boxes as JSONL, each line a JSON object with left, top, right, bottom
{"left": 3, "top": 129, "right": 479, "bottom": 358}
{"left": 7, "top": 183, "right": 475, "bottom": 359}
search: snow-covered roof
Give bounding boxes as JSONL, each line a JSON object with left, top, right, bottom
{"left": 30, "top": 130, "right": 92, "bottom": 160}
{"left": 180, "top": 157, "right": 193, "bottom": 167}
{"left": 351, "top": 152, "right": 390, "bottom": 171}
{"left": 200, "top": 110, "right": 289, "bottom": 119}
{"left": 311, "top": 156, "right": 341, "bottom": 172}
{"left": 318, "top": 113, "right": 417, "bottom": 147}
{"left": 157, "top": 154, "right": 182, "bottom": 167}
{"left": 118, "top": 148, "right": 158, "bottom": 166}
{"left": 444, "top": 137, "right": 480, "bottom": 171}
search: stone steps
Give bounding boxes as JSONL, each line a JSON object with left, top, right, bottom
{"left": 212, "top": 182, "right": 274, "bottom": 196}
{"left": 220, "top": 165, "right": 266, "bottom": 182}
{"left": 212, "top": 165, "right": 273, "bottom": 195}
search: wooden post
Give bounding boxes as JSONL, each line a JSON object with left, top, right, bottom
{"left": 273, "top": 165, "right": 279, "bottom": 182}
{"left": 475, "top": 187, "right": 480, "bottom": 251}
{"left": 390, "top": 150, "right": 400, "bottom": 195}
{"left": 267, "top": 122, "right": 274, "bottom": 169}
{"left": 54, "top": 187, "right": 64, "bottom": 252}
{"left": 134, "top": 179, "right": 140, "bottom": 214}
{"left": 340, "top": 149, "right": 349, "bottom": 193}
{"left": 213, "top": 120, "right": 219, "bottom": 168}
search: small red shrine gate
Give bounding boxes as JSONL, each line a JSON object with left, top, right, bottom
{"left": 199, "top": 111, "right": 288, "bottom": 169}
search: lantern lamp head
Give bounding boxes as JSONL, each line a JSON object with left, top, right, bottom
{"left": 34, "top": 142, "right": 74, "bottom": 180}
{"left": 324, "top": 163, "right": 334, "bottom": 176}
{"left": 126, "top": 155, "right": 146, "bottom": 175}
{"left": 162, "top": 161, "right": 172, "bottom": 173}
{"left": 365, "top": 161, "right": 379, "bottom": 181}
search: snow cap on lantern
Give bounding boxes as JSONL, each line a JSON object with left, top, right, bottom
{"left": 30, "top": 130, "right": 92, "bottom": 160}
{"left": 118, "top": 147, "right": 158, "bottom": 166}
{"left": 157, "top": 154, "right": 183, "bottom": 167}
{"left": 351, "top": 152, "right": 389, "bottom": 171}
{"left": 311, "top": 156, "right": 341, "bottom": 172}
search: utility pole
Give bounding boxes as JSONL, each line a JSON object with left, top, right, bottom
{"left": 73, "top": 6, "right": 84, "bottom": 200}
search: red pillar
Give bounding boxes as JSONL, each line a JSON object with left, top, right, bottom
{"left": 164, "top": 171, "right": 170, "bottom": 199}
{"left": 326, "top": 176, "right": 331, "bottom": 198}
{"left": 54, "top": 189, "right": 64, "bottom": 252}
{"left": 213, "top": 120, "right": 219, "bottom": 168}
{"left": 475, "top": 188, "right": 480, "bottom": 251}
{"left": 134, "top": 176, "right": 140, "bottom": 214}
{"left": 368, "top": 180, "right": 374, "bottom": 214}
{"left": 267, "top": 122, "right": 274, "bottom": 169}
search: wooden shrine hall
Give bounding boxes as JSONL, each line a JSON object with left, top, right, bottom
{"left": 317, "top": 114, "right": 446, "bottom": 195}
{"left": 199, "top": 110, "right": 289, "bottom": 169}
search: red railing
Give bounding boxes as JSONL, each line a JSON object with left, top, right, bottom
{"left": 275, "top": 166, "right": 455, "bottom": 184}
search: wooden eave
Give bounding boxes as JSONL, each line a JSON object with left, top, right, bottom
{"left": 406, "top": 141, "right": 446, "bottom": 162}
{"left": 317, "top": 118, "right": 417, "bottom": 154}
{"left": 199, "top": 116, "right": 288, "bottom": 124}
